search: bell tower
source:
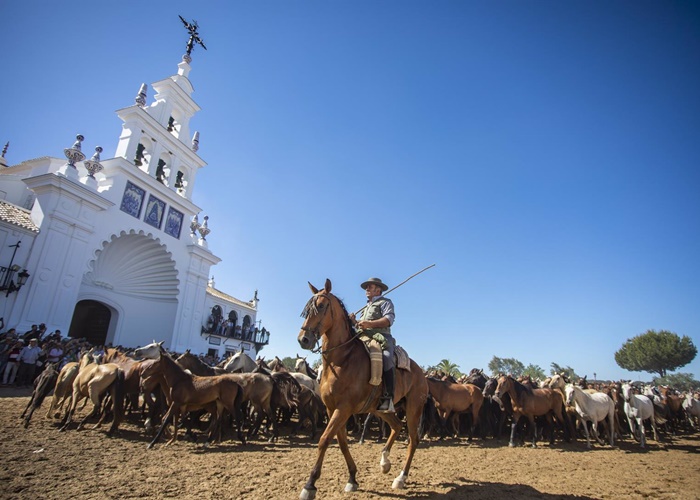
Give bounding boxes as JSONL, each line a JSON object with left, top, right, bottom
{"left": 114, "top": 18, "right": 208, "bottom": 200}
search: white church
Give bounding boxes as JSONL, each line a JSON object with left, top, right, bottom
{"left": 0, "top": 34, "right": 269, "bottom": 359}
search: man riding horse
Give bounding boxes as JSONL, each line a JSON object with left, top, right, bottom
{"left": 349, "top": 277, "right": 396, "bottom": 413}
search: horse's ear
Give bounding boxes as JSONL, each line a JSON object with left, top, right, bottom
{"left": 324, "top": 278, "right": 332, "bottom": 293}
{"left": 158, "top": 341, "right": 164, "bottom": 347}
{"left": 308, "top": 282, "right": 319, "bottom": 294}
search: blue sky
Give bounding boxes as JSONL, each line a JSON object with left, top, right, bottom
{"left": 3, "top": 1, "right": 699, "bottom": 381}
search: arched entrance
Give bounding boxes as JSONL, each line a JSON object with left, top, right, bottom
{"left": 68, "top": 300, "right": 112, "bottom": 346}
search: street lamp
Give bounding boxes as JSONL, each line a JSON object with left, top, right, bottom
{"left": 0, "top": 241, "right": 31, "bottom": 297}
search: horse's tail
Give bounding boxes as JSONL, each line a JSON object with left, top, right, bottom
{"left": 33, "top": 366, "right": 59, "bottom": 410}
{"left": 420, "top": 394, "right": 438, "bottom": 437}
{"left": 108, "top": 368, "right": 126, "bottom": 434}
{"left": 653, "top": 403, "right": 668, "bottom": 426}
{"left": 271, "top": 372, "right": 302, "bottom": 410}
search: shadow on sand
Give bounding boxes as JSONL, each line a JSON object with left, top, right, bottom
{"left": 362, "top": 478, "right": 597, "bottom": 499}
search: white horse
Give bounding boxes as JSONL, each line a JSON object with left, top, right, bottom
{"left": 683, "top": 392, "right": 700, "bottom": 427}
{"left": 294, "top": 356, "right": 322, "bottom": 395}
{"left": 565, "top": 384, "right": 615, "bottom": 448}
{"left": 621, "top": 382, "right": 658, "bottom": 448}
{"left": 223, "top": 349, "right": 257, "bottom": 373}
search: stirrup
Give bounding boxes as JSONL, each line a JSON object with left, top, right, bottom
{"left": 377, "top": 398, "right": 395, "bottom": 413}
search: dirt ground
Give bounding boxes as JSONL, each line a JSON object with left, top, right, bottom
{"left": 1, "top": 387, "right": 699, "bottom": 500}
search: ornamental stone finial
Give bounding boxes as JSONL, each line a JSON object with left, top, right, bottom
{"left": 192, "top": 131, "right": 200, "bottom": 152}
{"left": 198, "top": 215, "right": 210, "bottom": 240}
{"left": 190, "top": 213, "right": 201, "bottom": 235}
{"left": 83, "top": 146, "right": 104, "bottom": 178}
{"left": 64, "top": 134, "right": 86, "bottom": 167}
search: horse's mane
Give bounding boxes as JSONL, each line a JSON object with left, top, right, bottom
{"left": 509, "top": 375, "right": 534, "bottom": 397}
{"left": 300, "top": 290, "right": 356, "bottom": 335}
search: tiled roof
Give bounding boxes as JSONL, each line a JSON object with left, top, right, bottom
{"left": 0, "top": 201, "right": 39, "bottom": 232}
{"left": 207, "top": 286, "right": 255, "bottom": 309}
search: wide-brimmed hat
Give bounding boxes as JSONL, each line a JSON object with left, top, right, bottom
{"left": 360, "top": 277, "right": 388, "bottom": 291}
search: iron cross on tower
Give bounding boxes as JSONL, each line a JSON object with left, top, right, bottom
{"left": 179, "top": 15, "right": 207, "bottom": 60}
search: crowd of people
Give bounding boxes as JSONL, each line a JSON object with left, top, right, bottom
{"left": 0, "top": 319, "right": 241, "bottom": 388}
{"left": 0, "top": 321, "right": 92, "bottom": 387}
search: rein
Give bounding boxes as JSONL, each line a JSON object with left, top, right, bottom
{"left": 301, "top": 293, "right": 362, "bottom": 356}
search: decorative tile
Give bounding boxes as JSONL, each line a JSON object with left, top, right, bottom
{"left": 144, "top": 194, "right": 165, "bottom": 230}
{"left": 164, "top": 207, "right": 184, "bottom": 239}
{"left": 120, "top": 181, "right": 145, "bottom": 219}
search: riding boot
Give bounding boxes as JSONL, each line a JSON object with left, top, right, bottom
{"left": 378, "top": 368, "right": 395, "bottom": 413}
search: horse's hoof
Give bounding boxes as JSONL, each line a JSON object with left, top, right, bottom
{"left": 300, "top": 487, "right": 316, "bottom": 500}
{"left": 344, "top": 482, "right": 358, "bottom": 492}
{"left": 392, "top": 472, "right": 407, "bottom": 489}
{"left": 380, "top": 451, "right": 391, "bottom": 474}
{"left": 508, "top": 442, "right": 515, "bottom": 448}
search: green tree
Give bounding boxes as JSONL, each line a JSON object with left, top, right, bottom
{"left": 434, "top": 359, "right": 462, "bottom": 378}
{"left": 652, "top": 372, "right": 699, "bottom": 392}
{"left": 550, "top": 362, "right": 578, "bottom": 380}
{"left": 615, "top": 329, "right": 697, "bottom": 378}
{"left": 280, "top": 356, "right": 297, "bottom": 371}
{"left": 488, "top": 356, "right": 525, "bottom": 377}
{"left": 522, "top": 364, "right": 546, "bottom": 380}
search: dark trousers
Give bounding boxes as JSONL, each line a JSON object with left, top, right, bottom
{"left": 16, "top": 361, "right": 36, "bottom": 386}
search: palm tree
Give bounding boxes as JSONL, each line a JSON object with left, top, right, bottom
{"left": 434, "top": 359, "right": 462, "bottom": 378}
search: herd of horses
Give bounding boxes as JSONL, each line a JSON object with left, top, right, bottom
{"left": 14, "top": 279, "right": 700, "bottom": 500}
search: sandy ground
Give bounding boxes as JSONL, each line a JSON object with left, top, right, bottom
{"left": 1, "top": 387, "right": 699, "bottom": 500}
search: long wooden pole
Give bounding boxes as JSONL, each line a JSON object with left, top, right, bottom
{"left": 353, "top": 263, "right": 436, "bottom": 316}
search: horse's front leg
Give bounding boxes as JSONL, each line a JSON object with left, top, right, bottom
{"left": 336, "top": 424, "right": 359, "bottom": 492}
{"left": 638, "top": 418, "right": 646, "bottom": 448}
{"left": 581, "top": 418, "right": 592, "bottom": 449}
{"left": 508, "top": 414, "right": 519, "bottom": 447}
{"left": 300, "top": 408, "right": 349, "bottom": 500}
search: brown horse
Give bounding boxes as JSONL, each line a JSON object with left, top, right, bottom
{"left": 425, "top": 377, "right": 483, "bottom": 440}
{"left": 21, "top": 362, "right": 59, "bottom": 428}
{"left": 495, "top": 374, "right": 568, "bottom": 447}
{"left": 176, "top": 350, "right": 227, "bottom": 377}
{"left": 297, "top": 279, "right": 428, "bottom": 499}
{"left": 134, "top": 343, "right": 245, "bottom": 448}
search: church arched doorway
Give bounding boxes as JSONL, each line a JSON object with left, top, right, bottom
{"left": 68, "top": 300, "right": 112, "bottom": 346}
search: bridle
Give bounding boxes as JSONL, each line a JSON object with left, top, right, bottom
{"left": 300, "top": 292, "right": 362, "bottom": 355}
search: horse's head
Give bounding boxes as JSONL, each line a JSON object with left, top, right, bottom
{"left": 294, "top": 355, "right": 308, "bottom": 373}
{"left": 133, "top": 340, "right": 165, "bottom": 360}
{"left": 548, "top": 374, "right": 565, "bottom": 391}
{"left": 494, "top": 375, "right": 512, "bottom": 399}
{"left": 298, "top": 279, "right": 336, "bottom": 351}
{"left": 564, "top": 383, "right": 576, "bottom": 406}
{"left": 621, "top": 382, "right": 633, "bottom": 402}
{"left": 224, "top": 350, "right": 254, "bottom": 373}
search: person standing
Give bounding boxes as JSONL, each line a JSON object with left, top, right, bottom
{"left": 350, "top": 277, "right": 396, "bottom": 413}
{"left": 16, "top": 338, "right": 41, "bottom": 386}
{"left": 2, "top": 340, "right": 24, "bottom": 385}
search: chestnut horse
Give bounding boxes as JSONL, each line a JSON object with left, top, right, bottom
{"left": 495, "top": 374, "right": 568, "bottom": 447}
{"left": 425, "top": 376, "right": 483, "bottom": 440}
{"left": 297, "top": 279, "right": 428, "bottom": 499}
{"left": 134, "top": 343, "right": 245, "bottom": 448}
